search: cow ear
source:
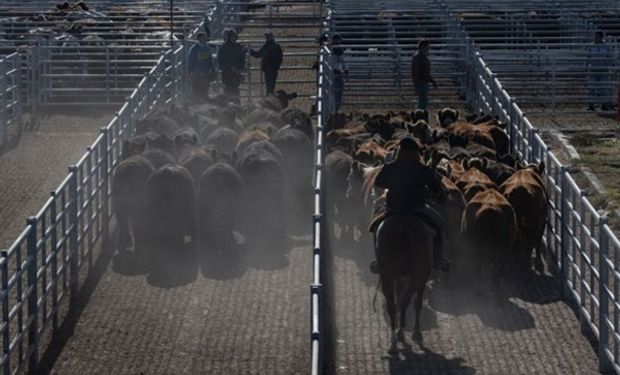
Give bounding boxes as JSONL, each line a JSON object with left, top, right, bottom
{"left": 482, "top": 158, "right": 488, "bottom": 169}
{"left": 537, "top": 161, "right": 545, "bottom": 175}
{"left": 461, "top": 158, "right": 469, "bottom": 170}
{"left": 192, "top": 133, "right": 199, "bottom": 144}
{"left": 516, "top": 160, "right": 525, "bottom": 170}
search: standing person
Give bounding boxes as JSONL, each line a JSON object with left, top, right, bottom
{"left": 411, "top": 39, "right": 437, "bottom": 111}
{"left": 250, "top": 30, "right": 283, "bottom": 96}
{"left": 330, "top": 34, "right": 348, "bottom": 113}
{"left": 587, "top": 31, "right": 614, "bottom": 111}
{"left": 187, "top": 32, "right": 215, "bottom": 103}
{"left": 217, "top": 28, "right": 246, "bottom": 103}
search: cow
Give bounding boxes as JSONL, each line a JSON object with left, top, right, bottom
{"left": 235, "top": 146, "right": 285, "bottom": 250}
{"left": 144, "top": 165, "right": 195, "bottom": 258}
{"left": 499, "top": 162, "right": 547, "bottom": 272}
{"left": 460, "top": 189, "right": 518, "bottom": 291}
{"left": 455, "top": 164, "right": 497, "bottom": 201}
{"left": 197, "top": 163, "right": 243, "bottom": 253}
{"left": 112, "top": 155, "right": 154, "bottom": 253}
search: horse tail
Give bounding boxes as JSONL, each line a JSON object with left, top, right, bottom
{"left": 372, "top": 277, "right": 382, "bottom": 313}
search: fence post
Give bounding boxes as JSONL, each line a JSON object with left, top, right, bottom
{"left": 1, "top": 251, "right": 8, "bottom": 375}
{"left": 598, "top": 216, "right": 612, "bottom": 372}
{"left": 100, "top": 128, "right": 110, "bottom": 251}
{"left": 529, "top": 128, "right": 540, "bottom": 164}
{"left": 68, "top": 166, "right": 79, "bottom": 294}
{"left": 26, "top": 217, "right": 38, "bottom": 373}
{"left": 559, "top": 166, "right": 570, "bottom": 299}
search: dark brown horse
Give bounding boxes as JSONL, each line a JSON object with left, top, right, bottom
{"left": 376, "top": 214, "right": 433, "bottom": 354}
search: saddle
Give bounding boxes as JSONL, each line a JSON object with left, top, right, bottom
{"left": 368, "top": 206, "right": 441, "bottom": 234}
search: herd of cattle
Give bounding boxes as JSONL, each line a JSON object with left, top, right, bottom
{"left": 112, "top": 91, "right": 312, "bottom": 266}
{"left": 325, "top": 108, "right": 549, "bottom": 282}
{"left": 0, "top": 1, "right": 186, "bottom": 51}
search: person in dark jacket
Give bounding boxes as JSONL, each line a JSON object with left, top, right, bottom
{"left": 330, "top": 34, "right": 348, "bottom": 113}
{"left": 369, "top": 137, "right": 450, "bottom": 273}
{"left": 250, "top": 30, "right": 283, "bottom": 95}
{"left": 411, "top": 39, "right": 437, "bottom": 110}
{"left": 187, "top": 32, "right": 215, "bottom": 102}
{"left": 217, "top": 29, "right": 246, "bottom": 103}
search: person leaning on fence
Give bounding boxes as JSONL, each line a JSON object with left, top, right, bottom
{"left": 411, "top": 39, "right": 437, "bottom": 111}
{"left": 250, "top": 30, "right": 283, "bottom": 96}
{"left": 587, "top": 31, "right": 615, "bottom": 111}
{"left": 329, "top": 34, "right": 348, "bottom": 113}
{"left": 217, "top": 28, "right": 246, "bottom": 103}
{"left": 187, "top": 32, "right": 215, "bottom": 103}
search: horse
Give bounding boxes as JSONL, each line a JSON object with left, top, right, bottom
{"left": 375, "top": 214, "right": 434, "bottom": 354}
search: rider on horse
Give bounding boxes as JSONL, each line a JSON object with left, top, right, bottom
{"left": 369, "top": 136, "right": 450, "bottom": 273}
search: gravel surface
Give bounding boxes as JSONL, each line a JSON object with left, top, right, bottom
{"left": 42, "top": 236, "right": 312, "bottom": 374}
{"left": 0, "top": 111, "right": 112, "bottom": 250}
{"left": 326, "top": 237, "right": 602, "bottom": 374}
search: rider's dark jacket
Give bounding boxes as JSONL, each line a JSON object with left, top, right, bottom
{"left": 374, "top": 157, "right": 442, "bottom": 214}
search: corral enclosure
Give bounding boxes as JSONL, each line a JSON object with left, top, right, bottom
{"left": 0, "top": 0, "right": 215, "bottom": 107}
{"left": 0, "top": 0, "right": 620, "bottom": 374}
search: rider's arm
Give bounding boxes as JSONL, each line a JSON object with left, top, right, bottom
{"left": 374, "top": 165, "right": 391, "bottom": 189}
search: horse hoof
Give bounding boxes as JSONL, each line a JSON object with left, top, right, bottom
{"left": 412, "top": 331, "right": 423, "bottom": 343}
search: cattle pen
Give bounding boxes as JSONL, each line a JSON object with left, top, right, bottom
{"left": 0, "top": 1, "right": 618, "bottom": 375}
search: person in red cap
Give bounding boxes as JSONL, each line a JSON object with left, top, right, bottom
{"left": 368, "top": 136, "right": 450, "bottom": 273}
{"left": 411, "top": 39, "right": 437, "bottom": 110}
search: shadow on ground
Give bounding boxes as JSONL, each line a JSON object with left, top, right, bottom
{"left": 388, "top": 343, "right": 476, "bottom": 375}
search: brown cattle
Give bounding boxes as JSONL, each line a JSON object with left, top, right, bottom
{"left": 460, "top": 189, "right": 518, "bottom": 281}
{"left": 354, "top": 140, "right": 387, "bottom": 165}
{"left": 499, "top": 162, "right": 547, "bottom": 272}
{"left": 455, "top": 166, "right": 496, "bottom": 201}
{"left": 432, "top": 177, "right": 466, "bottom": 253}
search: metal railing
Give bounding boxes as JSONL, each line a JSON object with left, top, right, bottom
{"left": 0, "top": 0, "right": 217, "bottom": 108}
{"left": 0, "top": 5, "right": 220, "bottom": 373}
{"left": 453, "top": 13, "right": 620, "bottom": 375}
{"left": 311, "top": 44, "right": 333, "bottom": 375}
{"left": 0, "top": 52, "right": 21, "bottom": 149}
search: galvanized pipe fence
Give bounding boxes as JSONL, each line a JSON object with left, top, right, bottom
{"left": 0, "top": 0, "right": 217, "bottom": 108}
{"left": 0, "top": 4, "right": 223, "bottom": 372}
{"left": 444, "top": 4, "right": 620, "bottom": 372}
{"left": 310, "top": 44, "right": 333, "bottom": 375}
{"left": 0, "top": 52, "right": 22, "bottom": 150}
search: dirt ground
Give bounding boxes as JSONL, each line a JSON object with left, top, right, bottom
{"left": 0, "top": 110, "right": 112, "bottom": 250}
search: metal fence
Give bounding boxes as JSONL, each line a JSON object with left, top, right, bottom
{"left": 0, "top": 0, "right": 216, "bottom": 107}
{"left": 0, "top": 52, "right": 21, "bottom": 149}
{"left": 0, "top": 4, "right": 217, "bottom": 371}
{"left": 453, "top": 13, "right": 620, "bottom": 375}
{"left": 311, "top": 44, "right": 333, "bottom": 375}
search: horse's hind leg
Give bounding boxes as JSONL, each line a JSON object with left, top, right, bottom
{"left": 399, "top": 282, "right": 417, "bottom": 341}
{"left": 381, "top": 278, "right": 398, "bottom": 355}
{"left": 412, "top": 286, "right": 425, "bottom": 343}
